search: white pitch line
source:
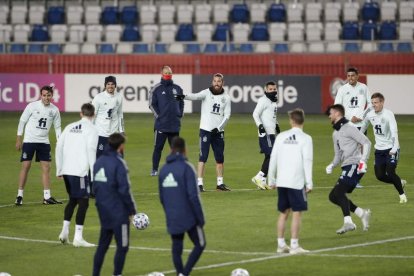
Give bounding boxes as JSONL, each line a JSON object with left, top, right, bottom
{"left": 309, "top": 253, "right": 414, "bottom": 259}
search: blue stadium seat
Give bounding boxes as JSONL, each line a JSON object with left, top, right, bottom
{"left": 133, "top": 44, "right": 149, "bottom": 53}
{"left": 31, "top": 25, "right": 49, "bottom": 41}
{"left": 222, "top": 43, "right": 236, "bottom": 52}
{"left": 186, "top": 43, "right": 201, "bottom": 53}
{"left": 378, "top": 42, "right": 394, "bottom": 52}
{"left": 0, "top": 44, "right": 4, "bottom": 53}
{"left": 361, "top": 1, "right": 380, "bottom": 22}
{"left": 204, "top": 43, "right": 219, "bottom": 53}
{"left": 155, "top": 43, "right": 167, "bottom": 53}
{"left": 397, "top": 42, "right": 412, "bottom": 53}
{"left": 230, "top": 4, "right": 249, "bottom": 23}
{"left": 361, "top": 21, "right": 377, "bottom": 40}
{"left": 121, "top": 6, "right": 138, "bottom": 25}
{"left": 28, "top": 44, "right": 44, "bottom": 53}
{"left": 342, "top": 22, "right": 359, "bottom": 40}
{"left": 102, "top": 6, "right": 119, "bottom": 25}
{"left": 46, "top": 44, "right": 61, "bottom": 54}
{"left": 274, "top": 43, "right": 289, "bottom": 53}
{"left": 239, "top": 43, "right": 253, "bottom": 53}
{"left": 10, "top": 44, "right": 26, "bottom": 53}
{"left": 176, "top": 24, "right": 195, "bottom": 41}
{"left": 47, "top": 6, "right": 65, "bottom": 24}
{"left": 250, "top": 23, "right": 269, "bottom": 41}
{"left": 268, "top": 3, "right": 286, "bottom": 22}
{"left": 379, "top": 21, "right": 397, "bottom": 40}
{"left": 100, "top": 43, "right": 115, "bottom": 53}
{"left": 344, "top": 43, "right": 360, "bottom": 52}
{"left": 122, "top": 25, "right": 140, "bottom": 41}
{"left": 213, "top": 23, "right": 231, "bottom": 41}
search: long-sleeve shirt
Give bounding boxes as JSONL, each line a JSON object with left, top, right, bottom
{"left": 17, "top": 100, "right": 61, "bottom": 143}
{"left": 91, "top": 91, "right": 124, "bottom": 137}
{"left": 360, "top": 108, "right": 399, "bottom": 152}
{"left": 55, "top": 118, "right": 98, "bottom": 180}
{"left": 268, "top": 127, "right": 313, "bottom": 190}
{"left": 252, "top": 94, "right": 278, "bottom": 135}
{"left": 185, "top": 88, "right": 231, "bottom": 132}
{"left": 335, "top": 81, "right": 371, "bottom": 127}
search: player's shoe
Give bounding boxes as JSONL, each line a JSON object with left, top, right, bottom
{"left": 58, "top": 232, "right": 69, "bottom": 244}
{"left": 150, "top": 169, "right": 158, "bottom": 177}
{"left": 43, "top": 197, "right": 63, "bottom": 205}
{"left": 73, "top": 238, "right": 95, "bottom": 247}
{"left": 336, "top": 222, "right": 356, "bottom": 234}
{"left": 356, "top": 183, "right": 364, "bottom": 188}
{"left": 15, "top": 196, "right": 23, "bottom": 206}
{"left": 401, "top": 179, "right": 407, "bottom": 189}
{"left": 361, "top": 209, "right": 371, "bottom": 231}
{"left": 251, "top": 176, "right": 269, "bottom": 190}
{"left": 289, "top": 247, "right": 310, "bottom": 254}
{"left": 276, "top": 245, "right": 290, "bottom": 253}
{"left": 198, "top": 185, "right": 205, "bottom": 192}
{"left": 216, "top": 184, "right": 231, "bottom": 191}
{"left": 400, "top": 194, "right": 407, "bottom": 204}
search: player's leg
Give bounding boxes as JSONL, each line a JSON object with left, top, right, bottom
{"left": 96, "top": 136, "right": 108, "bottom": 159}
{"left": 15, "top": 143, "right": 35, "bottom": 205}
{"left": 166, "top": 132, "right": 179, "bottom": 146}
{"left": 112, "top": 223, "right": 130, "bottom": 276}
{"left": 288, "top": 188, "right": 309, "bottom": 253}
{"left": 93, "top": 228, "right": 113, "bottom": 276}
{"left": 385, "top": 150, "right": 407, "bottom": 203}
{"left": 212, "top": 131, "right": 230, "bottom": 191}
{"left": 38, "top": 143, "right": 61, "bottom": 204}
{"left": 59, "top": 175, "right": 76, "bottom": 243}
{"left": 276, "top": 187, "right": 290, "bottom": 253}
{"left": 151, "top": 130, "right": 168, "bottom": 176}
{"left": 171, "top": 233, "right": 185, "bottom": 275}
{"left": 252, "top": 135, "right": 274, "bottom": 190}
{"left": 198, "top": 130, "right": 211, "bottom": 191}
{"left": 183, "top": 225, "right": 206, "bottom": 276}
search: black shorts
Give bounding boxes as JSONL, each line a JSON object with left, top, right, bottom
{"left": 96, "top": 136, "right": 109, "bottom": 159}
{"left": 63, "top": 175, "right": 90, "bottom": 199}
{"left": 259, "top": 134, "right": 275, "bottom": 155}
{"left": 20, "top": 143, "right": 51, "bottom": 162}
{"left": 277, "top": 187, "right": 308, "bottom": 212}
{"left": 375, "top": 148, "right": 399, "bottom": 166}
{"left": 199, "top": 129, "right": 224, "bottom": 163}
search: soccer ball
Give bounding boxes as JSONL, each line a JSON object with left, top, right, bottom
{"left": 132, "top": 212, "right": 150, "bottom": 230}
{"left": 231, "top": 268, "right": 250, "bottom": 276}
{"left": 147, "top": 272, "right": 164, "bottom": 276}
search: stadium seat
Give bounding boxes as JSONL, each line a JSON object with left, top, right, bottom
{"left": 133, "top": 43, "right": 149, "bottom": 53}
{"left": 222, "top": 43, "right": 236, "bottom": 52}
{"left": 378, "top": 42, "right": 394, "bottom": 52}
{"left": 116, "top": 43, "right": 133, "bottom": 54}
{"left": 344, "top": 43, "right": 360, "bottom": 52}
{"left": 159, "top": 5, "right": 175, "bottom": 24}
{"left": 230, "top": 4, "right": 249, "bottom": 23}
{"left": 254, "top": 42, "right": 272, "bottom": 53}
{"left": 196, "top": 24, "right": 214, "bottom": 42}
{"left": 0, "top": 25, "right": 12, "bottom": 43}
{"left": 305, "top": 2, "right": 322, "bottom": 22}
{"left": 100, "top": 43, "right": 115, "bottom": 53}
{"left": 381, "top": 1, "right": 397, "bottom": 21}
{"left": 379, "top": 21, "right": 397, "bottom": 40}
{"left": 67, "top": 5, "right": 83, "bottom": 25}
{"left": 160, "top": 24, "right": 177, "bottom": 43}
{"left": 195, "top": 4, "right": 211, "bottom": 24}
{"left": 13, "top": 24, "right": 31, "bottom": 43}
{"left": 50, "top": 25, "right": 67, "bottom": 43}
{"left": 177, "top": 5, "right": 193, "bottom": 24}
{"left": 269, "top": 23, "right": 286, "bottom": 42}
{"left": 11, "top": 5, "right": 27, "bottom": 24}
{"left": 47, "top": 6, "right": 65, "bottom": 24}
{"left": 85, "top": 6, "right": 102, "bottom": 24}
{"left": 46, "top": 44, "right": 62, "bottom": 54}
{"left": 169, "top": 43, "right": 185, "bottom": 54}
{"left": 213, "top": 4, "right": 230, "bottom": 23}
{"left": 0, "top": 4, "right": 9, "bottom": 24}
{"left": 213, "top": 23, "right": 231, "bottom": 41}
{"left": 343, "top": 2, "right": 359, "bottom": 22}
{"left": 325, "top": 2, "right": 341, "bottom": 22}
{"left": 290, "top": 42, "right": 307, "bottom": 53}
{"left": 69, "top": 25, "right": 86, "bottom": 43}
{"left": 29, "top": 5, "right": 45, "bottom": 24}
{"left": 361, "top": 41, "right": 377, "bottom": 52}
{"left": 306, "top": 22, "right": 323, "bottom": 41}
{"left": 308, "top": 42, "right": 325, "bottom": 53}
{"left": 326, "top": 42, "right": 342, "bottom": 53}
{"left": 287, "top": 2, "right": 304, "bottom": 22}
{"left": 287, "top": 23, "right": 305, "bottom": 42}
{"left": 362, "top": 1, "right": 380, "bottom": 22}
{"left": 399, "top": 22, "right": 414, "bottom": 40}
{"left": 86, "top": 25, "right": 103, "bottom": 43}
{"left": 176, "top": 24, "right": 195, "bottom": 41}
{"left": 31, "top": 25, "right": 49, "bottom": 41}
{"left": 274, "top": 43, "right": 289, "bottom": 53}
{"left": 232, "top": 23, "right": 250, "bottom": 43}
{"left": 250, "top": 3, "right": 266, "bottom": 23}
{"left": 155, "top": 43, "right": 167, "bottom": 53}
{"left": 325, "top": 22, "right": 342, "bottom": 41}
{"left": 81, "top": 43, "right": 97, "bottom": 54}
{"left": 141, "top": 24, "right": 158, "bottom": 43}
{"left": 105, "top": 25, "right": 123, "bottom": 42}
{"left": 28, "top": 44, "right": 44, "bottom": 53}
{"left": 399, "top": 1, "right": 414, "bottom": 21}
{"left": 101, "top": 6, "right": 119, "bottom": 25}
{"left": 140, "top": 5, "right": 156, "bottom": 24}
{"left": 342, "top": 22, "right": 359, "bottom": 40}
{"left": 204, "top": 43, "right": 219, "bottom": 53}
{"left": 0, "top": 44, "right": 3, "bottom": 53}
{"left": 121, "top": 6, "right": 138, "bottom": 25}
{"left": 361, "top": 21, "right": 378, "bottom": 41}
{"left": 121, "top": 25, "right": 140, "bottom": 41}
{"left": 239, "top": 43, "right": 253, "bottom": 53}
{"left": 63, "top": 43, "right": 80, "bottom": 54}
{"left": 10, "top": 44, "right": 26, "bottom": 53}
{"left": 268, "top": 3, "right": 286, "bottom": 22}
{"left": 397, "top": 42, "right": 413, "bottom": 52}
{"left": 186, "top": 43, "right": 201, "bottom": 53}
{"left": 250, "top": 23, "right": 269, "bottom": 41}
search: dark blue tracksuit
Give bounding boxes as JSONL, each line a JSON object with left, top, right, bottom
{"left": 149, "top": 79, "right": 184, "bottom": 171}
{"left": 92, "top": 149, "right": 137, "bottom": 276}
{"left": 159, "top": 153, "right": 206, "bottom": 276}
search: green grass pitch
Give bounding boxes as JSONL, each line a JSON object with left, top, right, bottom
{"left": 0, "top": 112, "right": 413, "bottom": 276}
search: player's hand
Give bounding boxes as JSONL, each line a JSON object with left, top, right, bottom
{"left": 268, "top": 183, "right": 276, "bottom": 189}
{"left": 258, "top": 124, "right": 266, "bottom": 135}
{"left": 16, "top": 137, "right": 22, "bottom": 151}
{"left": 351, "top": 116, "right": 362, "bottom": 123}
{"left": 174, "top": 94, "right": 185, "bottom": 101}
{"left": 306, "top": 188, "right": 312, "bottom": 193}
{"left": 389, "top": 151, "right": 396, "bottom": 156}
{"left": 276, "top": 124, "right": 281, "bottom": 134}
{"left": 357, "top": 160, "right": 367, "bottom": 174}
{"left": 326, "top": 163, "right": 334, "bottom": 174}
{"left": 211, "top": 128, "right": 219, "bottom": 134}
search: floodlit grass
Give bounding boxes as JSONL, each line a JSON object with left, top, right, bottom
{"left": 0, "top": 112, "right": 413, "bottom": 276}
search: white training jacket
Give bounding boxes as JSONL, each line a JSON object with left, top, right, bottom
{"left": 55, "top": 117, "right": 98, "bottom": 180}
{"left": 185, "top": 88, "right": 231, "bottom": 132}
{"left": 335, "top": 81, "right": 371, "bottom": 127}
{"left": 252, "top": 94, "right": 278, "bottom": 135}
{"left": 360, "top": 108, "right": 400, "bottom": 153}
{"left": 268, "top": 127, "right": 313, "bottom": 190}
{"left": 17, "top": 100, "right": 61, "bottom": 144}
{"left": 91, "top": 91, "right": 124, "bottom": 137}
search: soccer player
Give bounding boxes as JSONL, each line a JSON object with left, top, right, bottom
{"left": 56, "top": 103, "right": 98, "bottom": 247}
{"left": 149, "top": 65, "right": 184, "bottom": 176}
{"left": 251, "top": 81, "right": 280, "bottom": 190}
{"left": 91, "top": 75, "right": 125, "bottom": 158}
{"left": 268, "top": 109, "right": 313, "bottom": 254}
{"left": 360, "top": 93, "right": 407, "bottom": 203}
{"left": 326, "top": 104, "right": 372, "bottom": 234}
{"left": 92, "top": 133, "right": 137, "bottom": 276}
{"left": 175, "top": 73, "right": 231, "bottom": 192}
{"left": 159, "top": 137, "right": 206, "bottom": 276}
{"left": 15, "top": 85, "right": 62, "bottom": 205}
{"left": 335, "top": 67, "right": 371, "bottom": 188}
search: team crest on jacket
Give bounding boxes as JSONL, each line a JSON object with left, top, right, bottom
{"left": 48, "top": 110, "right": 54, "bottom": 117}
{"left": 173, "top": 89, "right": 177, "bottom": 95}
{"left": 221, "top": 98, "right": 226, "bottom": 103}
{"left": 203, "top": 136, "right": 207, "bottom": 142}
{"left": 359, "top": 89, "right": 364, "bottom": 95}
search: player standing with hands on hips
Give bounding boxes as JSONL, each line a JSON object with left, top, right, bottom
{"left": 175, "top": 73, "right": 231, "bottom": 192}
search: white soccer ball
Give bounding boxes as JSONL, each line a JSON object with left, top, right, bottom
{"left": 133, "top": 212, "right": 150, "bottom": 230}
{"left": 231, "top": 268, "right": 250, "bottom": 276}
{"left": 147, "top": 272, "right": 165, "bottom": 276}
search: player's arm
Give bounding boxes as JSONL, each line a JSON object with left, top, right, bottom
{"left": 54, "top": 110, "right": 62, "bottom": 139}
{"left": 148, "top": 86, "right": 160, "bottom": 118}
{"left": 55, "top": 128, "right": 66, "bottom": 177}
{"left": 331, "top": 132, "right": 341, "bottom": 167}
{"left": 303, "top": 136, "right": 313, "bottom": 192}
{"left": 178, "top": 87, "right": 184, "bottom": 117}
{"left": 388, "top": 112, "right": 400, "bottom": 154}
{"left": 87, "top": 131, "right": 98, "bottom": 181}
{"left": 359, "top": 115, "right": 370, "bottom": 134}
{"left": 334, "top": 88, "right": 343, "bottom": 105}
{"left": 181, "top": 90, "right": 207, "bottom": 101}
{"left": 118, "top": 97, "right": 125, "bottom": 134}
{"left": 267, "top": 136, "right": 279, "bottom": 188}
{"left": 16, "top": 104, "right": 32, "bottom": 150}
{"left": 91, "top": 97, "right": 99, "bottom": 124}
{"left": 217, "top": 95, "right": 231, "bottom": 132}
{"left": 116, "top": 162, "right": 137, "bottom": 215}
{"left": 185, "top": 165, "right": 205, "bottom": 226}
{"left": 351, "top": 127, "right": 372, "bottom": 163}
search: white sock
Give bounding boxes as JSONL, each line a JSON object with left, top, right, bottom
{"left": 74, "top": 225, "right": 83, "bottom": 240}
{"left": 277, "top": 238, "right": 286, "bottom": 248}
{"left": 197, "top": 178, "right": 203, "bottom": 186}
{"left": 217, "top": 177, "right": 223, "bottom": 186}
{"left": 256, "top": 171, "right": 265, "bottom": 178}
{"left": 62, "top": 220, "right": 70, "bottom": 234}
{"left": 354, "top": 207, "right": 364, "bottom": 218}
{"left": 290, "top": 239, "right": 299, "bottom": 249}
{"left": 43, "top": 189, "right": 51, "bottom": 200}
{"left": 17, "top": 189, "right": 24, "bottom": 197}
{"left": 344, "top": 216, "right": 353, "bottom": 224}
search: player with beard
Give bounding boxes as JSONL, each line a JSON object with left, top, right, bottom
{"left": 175, "top": 73, "right": 231, "bottom": 192}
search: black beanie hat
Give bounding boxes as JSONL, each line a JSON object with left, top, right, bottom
{"left": 104, "top": 76, "right": 117, "bottom": 87}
